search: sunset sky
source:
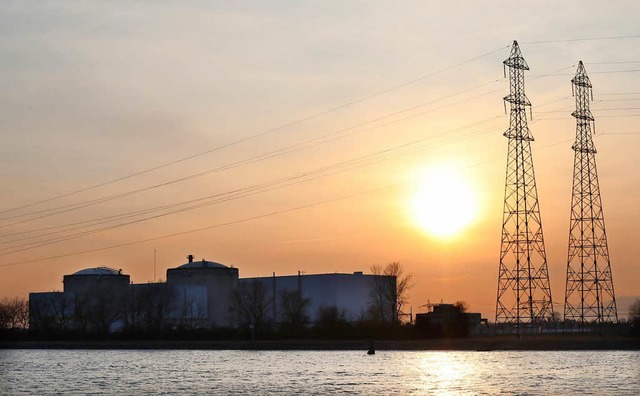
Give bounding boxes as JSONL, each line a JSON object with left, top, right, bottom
{"left": 1, "top": 1, "right": 639, "bottom": 319}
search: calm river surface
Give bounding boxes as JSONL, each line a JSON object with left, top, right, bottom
{"left": 1, "top": 350, "right": 639, "bottom": 394}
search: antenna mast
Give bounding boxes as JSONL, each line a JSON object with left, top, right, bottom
{"left": 153, "top": 248, "right": 157, "bottom": 282}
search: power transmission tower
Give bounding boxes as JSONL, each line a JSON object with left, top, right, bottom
{"left": 563, "top": 61, "right": 618, "bottom": 329}
{"left": 496, "top": 41, "right": 554, "bottom": 329}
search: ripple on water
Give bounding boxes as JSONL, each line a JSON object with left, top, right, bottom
{"left": 0, "top": 350, "right": 639, "bottom": 394}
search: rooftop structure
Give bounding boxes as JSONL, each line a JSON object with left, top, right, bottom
{"left": 70, "top": 267, "right": 122, "bottom": 276}
{"left": 173, "top": 254, "right": 229, "bottom": 270}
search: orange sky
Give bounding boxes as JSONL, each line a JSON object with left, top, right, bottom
{"left": 1, "top": 2, "right": 639, "bottom": 319}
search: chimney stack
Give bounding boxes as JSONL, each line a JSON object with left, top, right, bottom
{"left": 187, "top": 254, "right": 194, "bottom": 263}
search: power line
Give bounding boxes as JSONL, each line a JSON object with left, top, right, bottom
{"left": 578, "top": 70, "right": 640, "bottom": 74}
{"left": 590, "top": 61, "right": 640, "bottom": 65}
{"left": 0, "top": 186, "right": 398, "bottom": 269}
{"left": 0, "top": 63, "right": 575, "bottom": 228}
{"left": 0, "top": 78, "right": 507, "bottom": 226}
{"left": 529, "top": 69, "right": 640, "bottom": 77}
{"left": 7, "top": 74, "right": 569, "bottom": 233}
{"left": 533, "top": 96, "right": 571, "bottom": 108}
{"left": 0, "top": 46, "right": 510, "bottom": 216}
{"left": 522, "top": 34, "right": 640, "bottom": 44}
{"left": 592, "top": 107, "right": 640, "bottom": 111}
{"left": 541, "top": 107, "right": 640, "bottom": 113}
{"left": 597, "top": 98, "right": 640, "bottom": 101}
{"left": 598, "top": 92, "right": 640, "bottom": 95}
{"left": 600, "top": 131, "right": 640, "bottom": 135}
{"left": 536, "top": 114, "right": 640, "bottom": 121}
{"left": 537, "top": 105, "right": 575, "bottom": 114}
{"left": 0, "top": 70, "right": 577, "bottom": 262}
{"left": 0, "top": 120, "right": 506, "bottom": 255}
{"left": 0, "top": 86, "right": 573, "bottom": 263}
{"left": 595, "top": 114, "right": 640, "bottom": 118}
{"left": 0, "top": 114, "right": 503, "bottom": 244}
{"left": 0, "top": 132, "right": 574, "bottom": 270}
{"left": 0, "top": 94, "right": 575, "bottom": 255}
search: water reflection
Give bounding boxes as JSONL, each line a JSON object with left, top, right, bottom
{"left": 417, "top": 352, "right": 475, "bottom": 395}
{"left": 1, "top": 350, "right": 638, "bottom": 394}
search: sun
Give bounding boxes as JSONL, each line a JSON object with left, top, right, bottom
{"left": 410, "top": 164, "right": 478, "bottom": 238}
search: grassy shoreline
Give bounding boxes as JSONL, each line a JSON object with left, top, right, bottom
{"left": 2, "top": 335, "right": 639, "bottom": 351}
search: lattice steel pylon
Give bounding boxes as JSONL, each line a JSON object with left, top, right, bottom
{"left": 496, "top": 41, "right": 554, "bottom": 326}
{"left": 563, "top": 61, "right": 618, "bottom": 327}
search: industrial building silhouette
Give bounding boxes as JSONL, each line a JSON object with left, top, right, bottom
{"left": 29, "top": 254, "right": 395, "bottom": 333}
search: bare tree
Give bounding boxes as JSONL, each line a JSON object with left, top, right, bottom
{"left": 630, "top": 298, "right": 640, "bottom": 323}
{"left": 178, "top": 293, "right": 196, "bottom": 330}
{"left": 128, "top": 285, "right": 174, "bottom": 332}
{"left": 176, "top": 289, "right": 206, "bottom": 330}
{"left": 0, "top": 300, "right": 8, "bottom": 330}
{"left": 369, "top": 271, "right": 395, "bottom": 323}
{"left": 233, "top": 280, "right": 271, "bottom": 330}
{"left": 279, "top": 290, "right": 309, "bottom": 332}
{"left": 0, "top": 297, "right": 29, "bottom": 330}
{"left": 15, "top": 299, "right": 29, "bottom": 329}
{"left": 72, "top": 293, "right": 90, "bottom": 333}
{"left": 155, "top": 286, "right": 175, "bottom": 329}
{"left": 51, "top": 294, "right": 73, "bottom": 332}
{"left": 370, "top": 262, "right": 413, "bottom": 324}
{"left": 28, "top": 298, "right": 49, "bottom": 331}
{"left": 629, "top": 298, "right": 640, "bottom": 337}
{"left": 453, "top": 300, "right": 469, "bottom": 313}
{"left": 92, "top": 287, "right": 124, "bottom": 333}
{"left": 315, "top": 305, "right": 350, "bottom": 336}
{"left": 126, "top": 290, "right": 144, "bottom": 332}
{"left": 317, "top": 306, "right": 348, "bottom": 325}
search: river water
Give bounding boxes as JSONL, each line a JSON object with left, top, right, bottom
{"left": 1, "top": 350, "right": 638, "bottom": 394}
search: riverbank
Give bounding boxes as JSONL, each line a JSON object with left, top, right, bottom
{"left": 2, "top": 335, "right": 639, "bottom": 350}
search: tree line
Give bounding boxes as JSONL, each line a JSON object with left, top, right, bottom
{"left": 0, "top": 297, "right": 29, "bottom": 330}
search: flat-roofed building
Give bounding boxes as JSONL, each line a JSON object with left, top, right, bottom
{"left": 240, "top": 271, "right": 395, "bottom": 324}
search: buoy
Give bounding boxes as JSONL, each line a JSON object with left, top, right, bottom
{"left": 367, "top": 340, "right": 375, "bottom": 355}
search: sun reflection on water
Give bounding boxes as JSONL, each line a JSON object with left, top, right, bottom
{"left": 417, "top": 352, "right": 476, "bottom": 395}
{"left": 3, "top": 350, "right": 639, "bottom": 394}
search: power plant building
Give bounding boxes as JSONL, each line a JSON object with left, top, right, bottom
{"left": 29, "top": 255, "right": 396, "bottom": 333}
{"left": 166, "top": 256, "right": 238, "bottom": 328}
{"left": 30, "top": 267, "right": 131, "bottom": 332}
{"left": 241, "top": 272, "right": 393, "bottom": 324}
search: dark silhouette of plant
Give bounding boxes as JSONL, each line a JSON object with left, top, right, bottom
{"left": 453, "top": 300, "right": 469, "bottom": 313}
{"left": 313, "top": 306, "right": 351, "bottom": 338}
{"left": 51, "top": 294, "right": 73, "bottom": 332}
{"left": 127, "top": 285, "right": 175, "bottom": 333}
{"left": 233, "top": 280, "right": 271, "bottom": 332}
{"left": 369, "top": 262, "right": 413, "bottom": 324}
{"left": 0, "top": 297, "right": 29, "bottom": 330}
{"left": 630, "top": 298, "right": 640, "bottom": 337}
{"left": 279, "top": 290, "right": 309, "bottom": 335}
